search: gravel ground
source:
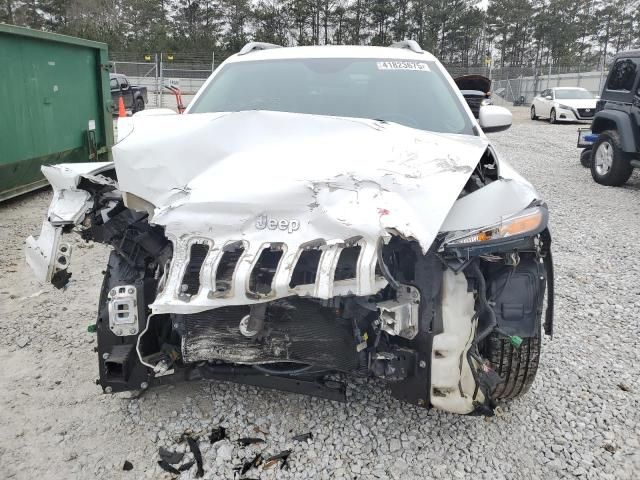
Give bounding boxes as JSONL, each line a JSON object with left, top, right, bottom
{"left": 1, "top": 107, "right": 639, "bottom": 479}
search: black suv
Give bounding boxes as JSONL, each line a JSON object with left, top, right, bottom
{"left": 578, "top": 50, "right": 640, "bottom": 186}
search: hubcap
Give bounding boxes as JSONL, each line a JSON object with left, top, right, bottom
{"left": 595, "top": 141, "right": 613, "bottom": 175}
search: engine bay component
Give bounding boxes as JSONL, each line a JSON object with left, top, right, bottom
{"left": 377, "top": 285, "right": 420, "bottom": 339}
{"left": 107, "top": 285, "right": 139, "bottom": 336}
{"left": 178, "top": 298, "right": 360, "bottom": 371}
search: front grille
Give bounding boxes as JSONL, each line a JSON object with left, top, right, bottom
{"left": 179, "top": 299, "right": 360, "bottom": 371}
{"left": 577, "top": 108, "right": 594, "bottom": 118}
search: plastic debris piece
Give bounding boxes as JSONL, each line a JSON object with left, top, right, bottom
{"left": 237, "top": 437, "right": 265, "bottom": 446}
{"left": 209, "top": 426, "right": 226, "bottom": 444}
{"left": 264, "top": 450, "right": 291, "bottom": 470}
{"left": 263, "top": 459, "right": 280, "bottom": 470}
{"left": 87, "top": 324, "right": 97, "bottom": 333}
{"left": 617, "top": 383, "right": 631, "bottom": 392}
{"left": 240, "top": 453, "right": 263, "bottom": 475}
{"left": 186, "top": 436, "right": 205, "bottom": 478}
{"left": 292, "top": 432, "right": 313, "bottom": 442}
{"left": 15, "top": 336, "right": 30, "bottom": 348}
{"left": 159, "top": 447, "right": 184, "bottom": 465}
{"left": 157, "top": 460, "right": 180, "bottom": 474}
{"left": 178, "top": 460, "right": 195, "bottom": 472}
{"left": 122, "top": 460, "right": 133, "bottom": 471}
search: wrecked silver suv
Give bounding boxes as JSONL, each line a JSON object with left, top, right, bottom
{"left": 26, "top": 42, "right": 553, "bottom": 416}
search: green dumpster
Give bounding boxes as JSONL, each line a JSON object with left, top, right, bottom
{"left": 0, "top": 24, "right": 113, "bottom": 202}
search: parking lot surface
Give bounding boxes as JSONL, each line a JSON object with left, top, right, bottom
{"left": 1, "top": 107, "right": 639, "bottom": 479}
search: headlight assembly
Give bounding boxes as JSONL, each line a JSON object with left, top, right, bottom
{"left": 443, "top": 207, "right": 546, "bottom": 247}
{"left": 557, "top": 104, "right": 572, "bottom": 110}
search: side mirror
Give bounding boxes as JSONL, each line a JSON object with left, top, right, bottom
{"left": 545, "top": 95, "right": 553, "bottom": 100}
{"left": 479, "top": 105, "right": 512, "bottom": 133}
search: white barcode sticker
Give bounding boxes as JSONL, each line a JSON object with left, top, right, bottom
{"left": 377, "top": 61, "right": 430, "bottom": 72}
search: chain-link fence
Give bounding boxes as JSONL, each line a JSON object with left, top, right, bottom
{"left": 442, "top": 63, "right": 609, "bottom": 106}
{"left": 110, "top": 52, "right": 610, "bottom": 111}
{"left": 110, "top": 52, "right": 215, "bottom": 110}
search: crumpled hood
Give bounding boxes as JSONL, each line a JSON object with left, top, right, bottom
{"left": 114, "top": 110, "right": 489, "bottom": 312}
{"left": 114, "top": 110, "right": 487, "bottom": 253}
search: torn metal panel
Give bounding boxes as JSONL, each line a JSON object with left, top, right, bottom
{"left": 112, "top": 110, "right": 489, "bottom": 314}
{"left": 24, "top": 162, "right": 117, "bottom": 284}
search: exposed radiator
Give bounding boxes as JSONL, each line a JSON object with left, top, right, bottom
{"left": 178, "top": 299, "right": 360, "bottom": 372}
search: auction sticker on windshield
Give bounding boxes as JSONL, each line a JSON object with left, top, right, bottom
{"left": 377, "top": 61, "right": 430, "bottom": 72}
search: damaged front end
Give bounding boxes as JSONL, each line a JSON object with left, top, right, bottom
{"left": 26, "top": 111, "right": 553, "bottom": 415}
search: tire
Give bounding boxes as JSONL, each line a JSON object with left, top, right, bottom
{"left": 590, "top": 130, "right": 633, "bottom": 186}
{"left": 134, "top": 97, "right": 145, "bottom": 113}
{"left": 549, "top": 108, "right": 556, "bottom": 124}
{"left": 580, "top": 148, "right": 592, "bottom": 168}
{"left": 485, "top": 325, "right": 541, "bottom": 400}
{"left": 530, "top": 105, "right": 538, "bottom": 120}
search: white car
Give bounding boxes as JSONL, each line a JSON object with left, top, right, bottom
{"left": 530, "top": 87, "right": 598, "bottom": 123}
{"left": 26, "top": 41, "right": 554, "bottom": 416}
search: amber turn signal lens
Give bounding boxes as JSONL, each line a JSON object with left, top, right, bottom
{"left": 500, "top": 209, "right": 543, "bottom": 237}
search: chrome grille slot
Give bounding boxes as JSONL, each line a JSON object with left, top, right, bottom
{"left": 290, "top": 249, "right": 322, "bottom": 288}
{"left": 248, "top": 243, "right": 284, "bottom": 297}
{"left": 212, "top": 242, "right": 245, "bottom": 297}
{"left": 334, "top": 245, "right": 361, "bottom": 281}
{"left": 179, "top": 243, "right": 209, "bottom": 298}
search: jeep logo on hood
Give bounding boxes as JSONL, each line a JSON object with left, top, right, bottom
{"left": 255, "top": 215, "right": 301, "bottom": 233}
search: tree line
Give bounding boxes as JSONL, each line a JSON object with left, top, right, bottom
{"left": 2, "top": 0, "right": 638, "bottom": 67}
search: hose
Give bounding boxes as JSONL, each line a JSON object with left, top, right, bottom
{"left": 467, "top": 262, "right": 497, "bottom": 345}
{"left": 376, "top": 238, "right": 400, "bottom": 290}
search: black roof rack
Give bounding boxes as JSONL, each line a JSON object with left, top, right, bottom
{"left": 389, "top": 40, "right": 423, "bottom": 54}
{"left": 238, "top": 42, "right": 282, "bottom": 56}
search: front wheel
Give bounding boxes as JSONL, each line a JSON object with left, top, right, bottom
{"left": 485, "top": 325, "right": 541, "bottom": 400}
{"left": 590, "top": 130, "right": 633, "bottom": 186}
{"left": 549, "top": 109, "right": 557, "bottom": 124}
{"left": 133, "top": 97, "right": 145, "bottom": 113}
{"left": 530, "top": 105, "right": 538, "bottom": 120}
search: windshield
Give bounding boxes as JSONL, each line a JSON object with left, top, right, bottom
{"left": 555, "top": 89, "right": 594, "bottom": 100}
{"left": 189, "top": 58, "right": 473, "bottom": 135}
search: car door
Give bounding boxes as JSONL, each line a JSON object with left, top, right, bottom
{"left": 119, "top": 77, "right": 134, "bottom": 109}
{"left": 533, "top": 90, "right": 545, "bottom": 114}
{"left": 110, "top": 77, "right": 121, "bottom": 107}
{"left": 537, "top": 89, "right": 549, "bottom": 117}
